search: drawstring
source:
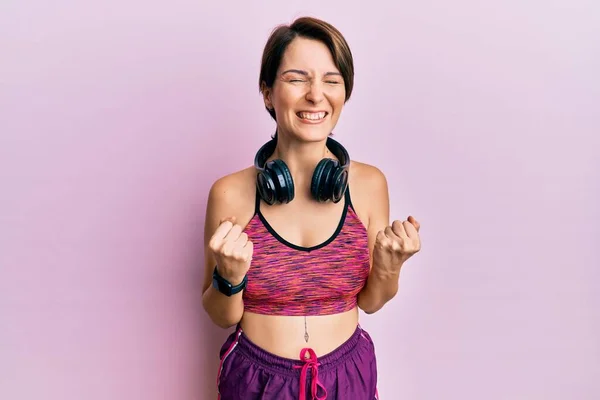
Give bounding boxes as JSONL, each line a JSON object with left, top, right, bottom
{"left": 293, "top": 348, "right": 327, "bottom": 400}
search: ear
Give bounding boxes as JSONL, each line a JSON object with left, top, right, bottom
{"left": 260, "top": 82, "right": 273, "bottom": 110}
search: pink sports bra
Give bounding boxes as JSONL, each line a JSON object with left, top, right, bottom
{"left": 242, "top": 187, "right": 371, "bottom": 316}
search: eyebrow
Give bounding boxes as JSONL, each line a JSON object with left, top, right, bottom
{"left": 280, "top": 69, "right": 342, "bottom": 77}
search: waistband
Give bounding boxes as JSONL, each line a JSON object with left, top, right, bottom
{"left": 234, "top": 324, "right": 367, "bottom": 377}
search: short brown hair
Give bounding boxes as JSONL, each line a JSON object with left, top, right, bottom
{"left": 259, "top": 17, "right": 355, "bottom": 120}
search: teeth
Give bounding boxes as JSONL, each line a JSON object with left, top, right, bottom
{"left": 299, "top": 112, "right": 326, "bottom": 120}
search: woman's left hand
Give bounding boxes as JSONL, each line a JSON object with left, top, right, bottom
{"left": 372, "top": 216, "right": 421, "bottom": 277}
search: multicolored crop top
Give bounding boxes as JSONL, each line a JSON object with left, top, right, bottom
{"left": 242, "top": 187, "right": 371, "bottom": 316}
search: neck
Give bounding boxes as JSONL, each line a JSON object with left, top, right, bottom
{"left": 271, "top": 133, "right": 331, "bottom": 192}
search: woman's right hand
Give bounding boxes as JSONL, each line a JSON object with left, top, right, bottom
{"left": 208, "top": 217, "right": 253, "bottom": 285}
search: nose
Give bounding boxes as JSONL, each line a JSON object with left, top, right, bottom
{"left": 305, "top": 81, "right": 324, "bottom": 104}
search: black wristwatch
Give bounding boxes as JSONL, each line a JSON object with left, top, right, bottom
{"left": 212, "top": 267, "right": 247, "bottom": 297}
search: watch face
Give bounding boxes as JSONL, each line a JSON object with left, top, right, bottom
{"left": 213, "top": 268, "right": 246, "bottom": 297}
{"left": 213, "top": 276, "right": 231, "bottom": 296}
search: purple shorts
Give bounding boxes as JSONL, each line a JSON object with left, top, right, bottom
{"left": 216, "top": 325, "right": 379, "bottom": 400}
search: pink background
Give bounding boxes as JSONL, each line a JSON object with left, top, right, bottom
{"left": 1, "top": 1, "right": 599, "bottom": 399}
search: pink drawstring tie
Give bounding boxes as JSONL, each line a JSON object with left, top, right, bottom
{"left": 294, "top": 348, "right": 327, "bottom": 400}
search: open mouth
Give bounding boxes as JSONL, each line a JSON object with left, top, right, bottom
{"left": 296, "top": 111, "right": 328, "bottom": 121}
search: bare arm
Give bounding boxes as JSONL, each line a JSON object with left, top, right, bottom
{"left": 357, "top": 168, "right": 398, "bottom": 314}
{"left": 357, "top": 167, "right": 421, "bottom": 314}
{"left": 201, "top": 178, "right": 247, "bottom": 329}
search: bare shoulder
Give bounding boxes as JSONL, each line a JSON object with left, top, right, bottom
{"left": 349, "top": 160, "right": 388, "bottom": 188}
{"left": 206, "top": 166, "right": 257, "bottom": 231}
{"left": 348, "top": 160, "right": 390, "bottom": 229}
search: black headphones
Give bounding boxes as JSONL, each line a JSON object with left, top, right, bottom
{"left": 254, "top": 136, "right": 351, "bottom": 205}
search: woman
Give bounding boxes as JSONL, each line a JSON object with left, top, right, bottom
{"left": 202, "top": 16, "right": 421, "bottom": 400}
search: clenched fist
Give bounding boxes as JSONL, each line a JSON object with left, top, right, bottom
{"left": 372, "top": 216, "right": 421, "bottom": 276}
{"left": 208, "top": 217, "right": 253, "bottom": 285}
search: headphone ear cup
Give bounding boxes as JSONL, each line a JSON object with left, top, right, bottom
{"left": 311, "top": 159, "right": 337, "bottom": 202}
{"left": 330, "top": 167, "right": 349, "bottom": 203}
{"left": 256, "top": 169, "right": 277, "bottom": 205}
{"left": 268, "top": 159, "right": 295, "bottom": 204}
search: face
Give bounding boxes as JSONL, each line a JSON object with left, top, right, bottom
{"left": 263, "top": 37, "right": 346, "bottom": 142}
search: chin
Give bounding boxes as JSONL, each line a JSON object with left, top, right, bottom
{"left": 292, "top": 126, "right": 333, "bottom": 143}
{"left": 291, "top": 118, "right": 337, "bottom": 142}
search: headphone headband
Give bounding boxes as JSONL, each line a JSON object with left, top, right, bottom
{"left": 253, "top": 139, "right": 277, "bottom": 173}
{"left": 254, "top": 137, "right": 350, "bottom": 171}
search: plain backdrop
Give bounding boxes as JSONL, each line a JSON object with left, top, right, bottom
{"left": 1, "top": 1, "right": 599, "bottom": 399}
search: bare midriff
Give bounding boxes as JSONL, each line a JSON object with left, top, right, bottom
{"left": 239, "top": 308, "right": 359, "bottom": 359}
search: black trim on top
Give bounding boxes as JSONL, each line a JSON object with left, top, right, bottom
{"left": 254, "top": 184, "right": 262, "bottom": 216}
{"left": 345, "top": 184, "right": 356, "bottom": 213}
{"left": 255, "top": 186, "right": 351, "bottom": 252}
